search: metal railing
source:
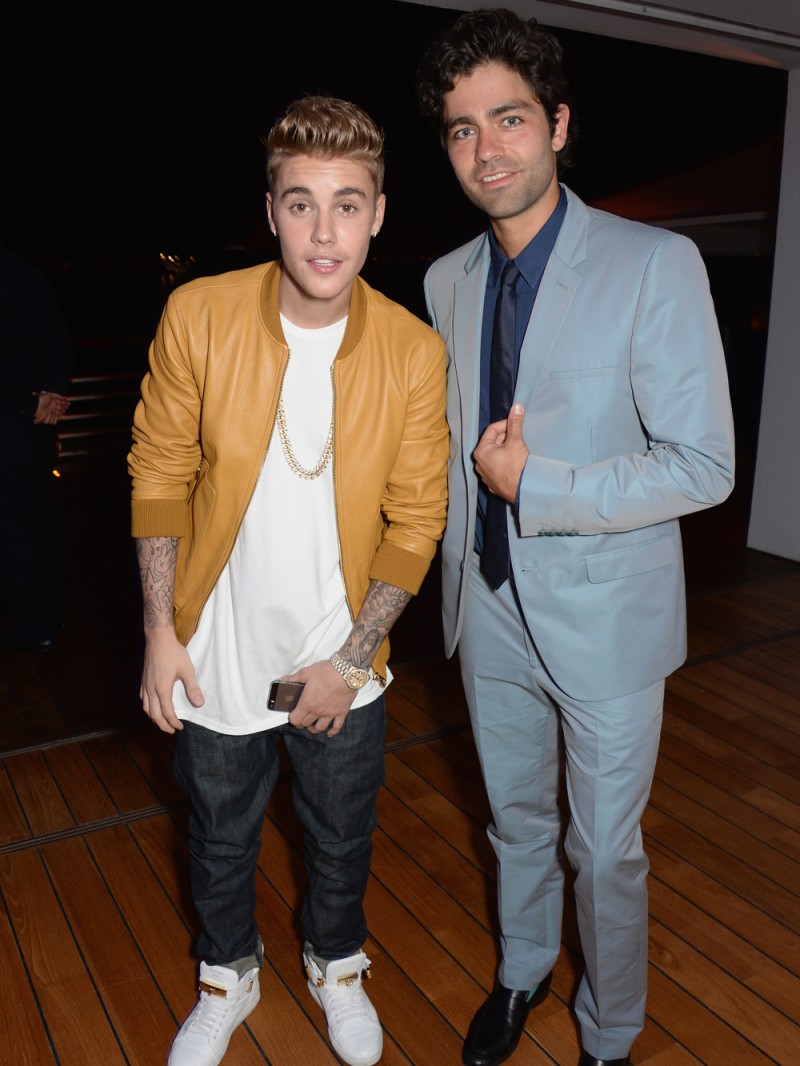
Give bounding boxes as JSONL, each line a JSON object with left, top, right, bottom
{"left": 57, "top": 370, "right": 143, "bottom": 466}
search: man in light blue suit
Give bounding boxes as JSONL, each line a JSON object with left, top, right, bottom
{"left": 417, "top": 10, "right": 735, "bottom": 1066}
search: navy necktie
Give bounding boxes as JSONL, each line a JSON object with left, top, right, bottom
{"left": 481, "top": 259, "right": 519, "bottom": 591}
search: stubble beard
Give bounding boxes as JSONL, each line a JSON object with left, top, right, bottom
{"left": 463, "top": 159, "right": 558, "bottom": 224}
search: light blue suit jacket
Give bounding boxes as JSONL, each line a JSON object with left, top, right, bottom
{"left": 424, "top": 187, "right": 735, "bottom": 702}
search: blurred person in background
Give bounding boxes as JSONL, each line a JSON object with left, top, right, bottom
{"left": 0, "top": 242, "right": 71, "bottom": 652}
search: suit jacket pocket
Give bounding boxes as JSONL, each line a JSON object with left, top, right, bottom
{"left": 548, "top": 364, "right": 621, "bottom": 380}
{"left": 586, "top": 534, "right": 675, "bottom": 584}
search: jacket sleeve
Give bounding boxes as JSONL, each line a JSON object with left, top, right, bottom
{"left": 518, "top": 233, "right": 735, "bottom": 536}
{"left": 369, "top": 333, "right": 449, "bottom": 595}
{"left": 128, "top": 290, "right": 204, "bottom": 537}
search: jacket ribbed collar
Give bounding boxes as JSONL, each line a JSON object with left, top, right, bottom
{"left": 258, "top": 260, "right": 369, "bottom": 361}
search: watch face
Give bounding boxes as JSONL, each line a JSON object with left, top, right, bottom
{"left": 331, "top": 653, "right": 371, "bottom": 689}
{"left": 347, "top": 668, "right": 370, "bottom": 689}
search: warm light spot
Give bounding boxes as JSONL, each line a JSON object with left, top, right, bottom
{"left": 52, "top": 469, "right": 61, "bottom": 478}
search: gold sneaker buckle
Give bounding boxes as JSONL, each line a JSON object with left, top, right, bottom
{"left": 336, "top": 965, "right": 371, "bottom": 986}
{"left": 199, "top": 981, "right": 229, "bottom": 998}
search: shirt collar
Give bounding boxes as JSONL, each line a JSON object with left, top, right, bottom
{"left": 488, "top": 185, "right": 567, "bottom": 287}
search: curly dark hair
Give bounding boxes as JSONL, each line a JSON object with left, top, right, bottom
{"left": 416, "top": 7, "right": 576, "bottom": 168}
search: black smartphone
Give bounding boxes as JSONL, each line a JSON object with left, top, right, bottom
{"left": 267, "top": 679, "right": 305, "bottom": 712}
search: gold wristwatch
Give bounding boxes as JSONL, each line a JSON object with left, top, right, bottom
{"left": 329, "top": 652, "right": 370, "bottom": 690}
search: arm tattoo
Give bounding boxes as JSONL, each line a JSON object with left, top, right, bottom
{"left": 340, "top": 580, "right": 412, "bottom": 668}
{"left": 136, "top": 537, "right": 178, "bottom": 628}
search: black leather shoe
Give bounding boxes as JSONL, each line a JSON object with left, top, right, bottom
{"left": 462, "top": 972, "right": 552, "bottom": 1066}
{"left": 579, "top": 1054, "right": 632, "bottom": 1066}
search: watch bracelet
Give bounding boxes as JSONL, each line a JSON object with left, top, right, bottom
{"left": 329, "top": 652, "right": 386, "bottom": 688}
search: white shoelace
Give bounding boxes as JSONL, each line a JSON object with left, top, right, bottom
{"left": 186, "top": 991, "right": 234, "bottom": 1037}
{"left": 324, "top": 982, "right": 371, "bottom": 1025}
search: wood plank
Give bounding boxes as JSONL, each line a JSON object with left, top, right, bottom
{"left": 648, "top": 918, "right": 800, "bottom": 1062}
{"left": 0, "top": 762, "right": 32, "bottom": 845}
{"left": 384, "top": 755, "right": 496, "bottom": 878}
{"left": 648, "top": 773, "right": 800, "bottom": 886}
{"left": 129, "top": 811, "right": 193, "bottom": 925}
{"left": 648, "top": 874, "right": 800, "bottom": 1021}
{"left": 84, "top": 824, "right": 192, "bottom": 1008}
{"left": 426, "top": 730, "right": 485, "bottom": 785}
{"left": 393, "top": 744, "right": 493, "bottom": 827}
{"left": 647, "top": 843, "right": 800, "bottom": 976}
{"left": 371, "top": 824, "right": 500, "bottom": 997}
{"left": 661, "top": 699, "right": 800, "bottom": 807}
{"left": 643, "top": 966, "right": 777, "bottom": 1065}
{"left": 687, "top": 660, "right": 800, "bottom": 737}
{"left": 43, "top": 742, "right": 118, "bottom": 825}
{"left": 115, "top": 725, "right": 185, "bottom": 806}
{"left": 377, "top": 778, "right": 495, "bottom": 931}
{"left": 4, "top": 752, "right": 74, "bottom": 837}
{"left": 0, "top": 848, "right": 127, "bottom": 1064}
{"left": 385, "top": 686, "right": 454, "bottom": 739}
{"left": 739, "top": 641, "right": 800, "bottom": 689}
{"left": 80, "top": 733, "right": 160, "bottom": 812}
{"left": 641, "top": 1046, "right": 704, "bottom": 1064}
{"left": 644, "top": 808, "right": 800, "bottom": 931}
{"left": 0, "top": 661, "right": 65, "bottom": 750}
{"left": 40, "top": 836, "right": 177, "bottom": 1064}
{"left": 0, "top": 883, "right": 58, "bottom": 1065}
{"left": 700, "top": 579, "right": 800, "bottom": 631}
{"left": 390, "top": 661, "right": 469, "bottom": 727}
{"left": 657, "top": 729, "right": 799, "bottom": 820}
{"left": 733, "top": 576, "right": 800, "bottom": 617}
{"left": 666, "top": 685, "right": 800, "bottom": 773}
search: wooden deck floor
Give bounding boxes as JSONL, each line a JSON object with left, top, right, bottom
{"left": 1, "top": 472, "right": 799, "bottom": 1064}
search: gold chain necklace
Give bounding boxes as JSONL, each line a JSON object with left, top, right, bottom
{"left": 275, "top": 358, "right": 334, "bottom": 480}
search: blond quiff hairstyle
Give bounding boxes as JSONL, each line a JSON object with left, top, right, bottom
{"left": 266, "top": 96, "right": 385, "bottom": 194}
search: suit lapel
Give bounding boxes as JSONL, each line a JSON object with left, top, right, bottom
{"left": 452, "top": 237, "right": 490, "bottom": 475}
{"left": 515, "top": 188, "right": 590, "bottom": 408}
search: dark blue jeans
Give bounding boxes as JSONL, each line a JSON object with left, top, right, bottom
{"left": 173, "top": 695, "right": 386, "bottom": 968}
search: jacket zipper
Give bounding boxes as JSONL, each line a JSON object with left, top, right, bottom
{"left": 187, "top": 346, "right": 290, "bottom": 634}
{"left": 331, "top": 362, "right": 386, "bottom": 687}
{"left": 331, "top": 362, "right": 351, "bottom": 622}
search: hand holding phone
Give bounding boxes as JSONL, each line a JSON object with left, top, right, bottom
{"left": 267, "top": 679, "right": 305, "bottom": 712}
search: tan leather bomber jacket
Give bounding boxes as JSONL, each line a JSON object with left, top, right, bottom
{"left": 129, "top": 262, "right": 449, "bottom": 678}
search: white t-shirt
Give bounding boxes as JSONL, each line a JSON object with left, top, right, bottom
{"left": 173, "top": 314, "right": 387, "bottom": 733}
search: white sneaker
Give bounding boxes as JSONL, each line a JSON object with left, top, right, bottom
{"left": 305, "top": 951, "right": 383, "bottom": 1066}
{"left": 168, "top": 961, "right": 260, "bottom": 1066}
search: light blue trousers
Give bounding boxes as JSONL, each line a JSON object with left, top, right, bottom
{"left": 458, "top": 555, "right": 664, "bottom": 1059}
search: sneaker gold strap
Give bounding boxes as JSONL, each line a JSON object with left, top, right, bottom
{"left": 199, "top": 981, "right": 228, "bottom": 998}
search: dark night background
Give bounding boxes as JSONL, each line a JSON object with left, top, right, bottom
{"left": 2, "top": 1, "right": 788, "bottom": 323}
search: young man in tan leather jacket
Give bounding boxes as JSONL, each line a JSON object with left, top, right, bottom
{"left": 128, "top": 96, "right": 448, "bottom": 1066}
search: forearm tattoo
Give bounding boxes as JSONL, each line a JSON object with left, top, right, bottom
{"left": 136, "top": 537, "right": 178, "bottom": 627}
{"left": 340, "top": 580, "right": 412, "bottom": 668}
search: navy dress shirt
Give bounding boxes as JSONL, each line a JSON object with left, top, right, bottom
{"left": 474, "top": 187, "right": 567, "bottom": 554}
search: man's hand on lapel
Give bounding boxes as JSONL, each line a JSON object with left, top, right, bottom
{"left": 474, "top": 403, "right": 529, "bottom": 504}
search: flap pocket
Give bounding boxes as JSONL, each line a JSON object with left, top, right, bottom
{"left": 586, "top": 534, "right": 675, "bottom": 584}
{"left": 549, "top": 364, "right": 621, "bottom": 380}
